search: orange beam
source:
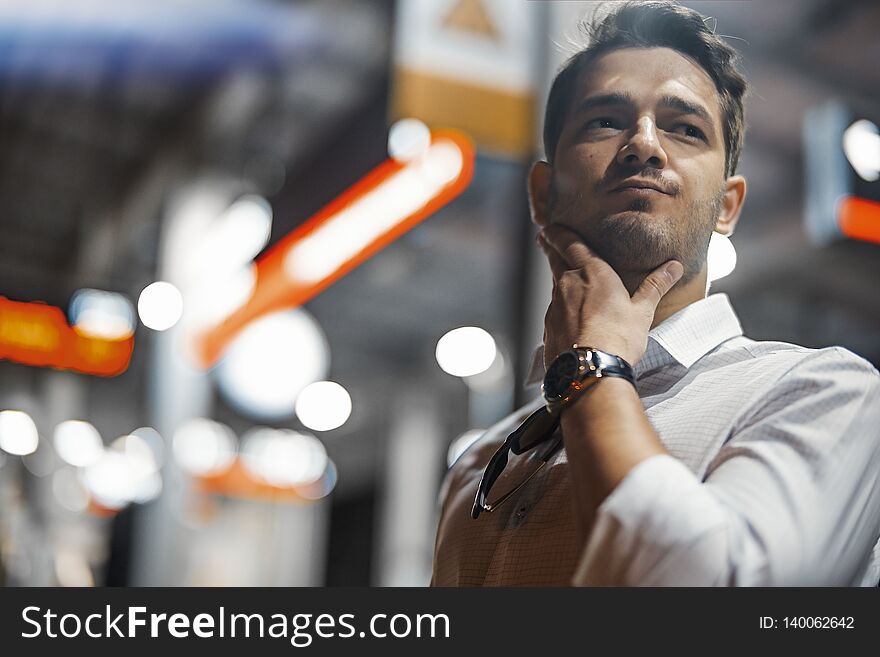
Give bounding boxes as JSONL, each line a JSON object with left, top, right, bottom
{"left": 0, "top": 297, "right": 133, "bottom": 376}
{"left": 194, "top": 129, "right": 475, "bottom": 368}
{"left": 194, "top": 458, "right": 327, "bottom": 504}
{"left": 838, "top": 195, "right": 880, "bottom": 245}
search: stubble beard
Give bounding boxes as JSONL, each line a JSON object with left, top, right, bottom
{"left": 547, "top": 180, "right": 725, "bottom": 295}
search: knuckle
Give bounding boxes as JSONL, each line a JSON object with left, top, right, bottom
{"left": 647, "top": 276, "right": 665, "bottom": 295}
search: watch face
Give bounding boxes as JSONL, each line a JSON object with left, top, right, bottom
{"left": 543, "top": 350, "right": 579, "bottom": 400}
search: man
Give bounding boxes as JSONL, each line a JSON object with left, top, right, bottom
{"left": 430, "top": 1, "right": 880, "bottom": 586}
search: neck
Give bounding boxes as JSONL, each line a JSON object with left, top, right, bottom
{"left": 643, "top": 264, "right": 708, "bottom": 330}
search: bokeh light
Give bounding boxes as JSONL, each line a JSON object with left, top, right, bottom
{"left": 435, "top": 326, "right": 497, "bottom": 377}
{"left": 388, "top": 118, "right": 431, "bottom": 163}
{"left": 80, "top": 451, "right": 137, "bottom": 510}
{"left": 53, "top": 420, "right": 104, "bottom": 468}
{"left": 172, "top": 418, "right": 237, "bottom": 476}
{"left": 707, "top": 231, "right": 737, "bottom": 283}
{"left": 295, "top": 381, "right": 352, "bottom": 432}
{"left": 241, "top": 428, "right": 328, "bottom": 487}
{"left": 843, "top": 119, "right": 880, "bottom": 182}
{"left": 0, "top": 410, "right": 39, "bottom": 456}
{"left": 69, "top": 288, "right": 135, "bottom": 340}
{"left": 137, "top": 281, "right": 184, "bottom": 331}
{"left": 214, "top": 309, "right": 329, "bottom": 421}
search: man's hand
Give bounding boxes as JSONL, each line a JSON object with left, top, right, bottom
{"left": 538, "top": 224, "right": 684, "bottom": 368}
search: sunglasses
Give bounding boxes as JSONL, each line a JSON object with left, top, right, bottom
{"left": 471, "top": 406, "right": 564, "bottom": 519}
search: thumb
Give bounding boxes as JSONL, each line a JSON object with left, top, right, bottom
{"left": 633, "top": 261, "right": 684, "bottom": 307}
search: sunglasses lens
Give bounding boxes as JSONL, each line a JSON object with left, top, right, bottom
{"left": 511, "top": 408, "right": 559, "bottom": 454}
{"left": 472, "top": 441, "right": 510, "bottom": 518}
{"left": 472, "top": 408, "right": 560, "bottom": 519}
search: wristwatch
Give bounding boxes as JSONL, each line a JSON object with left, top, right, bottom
{"left": 542, "top": 346, "right": 636, "bottom": 415}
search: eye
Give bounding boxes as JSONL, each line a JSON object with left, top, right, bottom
{"left": 584, "top": 117, "right": 621, "bottom": 131}
{"left": 672, "top": 123, "right": 706, "bottom": 141}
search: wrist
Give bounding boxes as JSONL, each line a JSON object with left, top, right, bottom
{"left": 563, "top": 374, "right": 634, "bottom": 413}
{"left": 542, "top": 346, "right": 636, "bottom": 415}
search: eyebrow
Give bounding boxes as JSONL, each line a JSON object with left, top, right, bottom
{"left": 573, "top": 92, "right": 715, "bottom": 127}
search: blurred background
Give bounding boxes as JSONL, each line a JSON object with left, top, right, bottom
{"left": 0, "top": 0, "right": 878, "bottom": 586}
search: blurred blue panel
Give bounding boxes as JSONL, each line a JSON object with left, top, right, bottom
{"left": 0, "top": 0, "right": 330, "bottom": 86}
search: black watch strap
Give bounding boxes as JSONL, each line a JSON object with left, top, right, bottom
{"left": 593, "top": 355, "right": 636, "bottom": 385}
{"left": 545, "top": 347, "right": 635, "bottom": 414}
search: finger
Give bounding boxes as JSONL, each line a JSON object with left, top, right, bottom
{"left": 537, "top": 232, "right": 570, "bottom": 283}
{"left": 633, "top": 260, "right": 684, "bottom": 308}
{"left": 541, "top": 224, "right": 621, "bottom": 286}
{"left": 540, "top": 224, "right": 598, "bottom": 270}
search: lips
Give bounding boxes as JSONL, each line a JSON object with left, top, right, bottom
{"left": 611, "top": 179, "right": 671, "bottom": 194}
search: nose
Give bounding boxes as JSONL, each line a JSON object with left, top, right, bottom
{"left": 616, "top": 116, "right": 668, "bottom": 169}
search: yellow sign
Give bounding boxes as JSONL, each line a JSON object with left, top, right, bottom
{"left": 442, "top": 0, "right": 498, "bottom": 40}
{"left": 393, "top": 0, "right": 539, "bottom": 158}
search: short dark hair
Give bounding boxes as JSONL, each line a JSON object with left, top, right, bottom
{"left": 543, "top": 1, "right": 748, "bottom": 177}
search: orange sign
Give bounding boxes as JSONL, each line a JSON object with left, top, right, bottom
{"left": 838, "top": 195, "right": 880, "bottom": 245}
{"left": 0, "top": 297, "right": 133, "bottom": 376}
{"left": 195, "top": 128, "right": 475, "bottom": 368}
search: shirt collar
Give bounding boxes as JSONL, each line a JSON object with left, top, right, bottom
{"left": 524, "top": 292, "right": 743, "bottom": 386}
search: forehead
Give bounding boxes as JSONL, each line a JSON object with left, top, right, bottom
{"left": 572, "top": 47, "right": 722, "bottom": 125}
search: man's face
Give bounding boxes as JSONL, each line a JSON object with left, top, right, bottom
{"left": 547, "top": 47, "right": 729, "bottom": 289}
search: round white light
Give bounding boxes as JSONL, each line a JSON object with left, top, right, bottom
{"left": 69, "top": 289, "right": 135, "bottom": 340}
{"left": 128, "top": 472, "right": 163, "bottom": 504}
{"left": 79, "top": 434, "right": 164, "bottom": 508}
{"left": 435, "top": 326, "right": 497, "bottom": 378}
{"left": 53, "top": 420, "right": 103, "bottom": 468}
{"left": 111, "top": 434, "right": 160, "bottom": 478}
{"left": 172, "top": 418, "right": 236, "bottom": 476}
{"left": 214, "top": 309, "right": 329, "bottom": 421}
{"left": 295, "top": 381, "right": 352, "bottom": 432}
{"left": 388, "top": 118, "right": 432, "bottom": 163}
{"left": 0, "top": 410, "right": 39, "bottom": 456}
{"left": 843, "top": 119, "right": 880, "bottom": 182}
{"left": 80, "top": 451, "right": 135, "bottom": 510}
{"left": 707, "top": 231, "right": 737, "bottom": 282}
{"left": 241, "top": 428, "right": 328, "bottom": 487}
{"left": 137, "top": 281, "right": 183, "bottom": 331}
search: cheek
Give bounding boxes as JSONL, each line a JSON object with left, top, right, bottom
{"left": 678, "top": 165, "right": 723, "bottom": 206}
{"left": 571, "top": 145, "right": 607, "bottom": 173}
{"left": 556, "top": 152, "right": 604, "bottom": 193}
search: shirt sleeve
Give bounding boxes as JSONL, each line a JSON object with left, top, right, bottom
{"left": 572, "top": 347, "right": 880, "bottom": 586}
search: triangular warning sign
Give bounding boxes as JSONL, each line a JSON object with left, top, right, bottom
{"left": 442, "top": 0, "right": 499, "bottom": 40}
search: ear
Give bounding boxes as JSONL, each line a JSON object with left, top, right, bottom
{"left": 715, "top": 174, "right": 747, "bottom": 236}
{"left": 527, "top": 160, "right": 553, "bottom": 227}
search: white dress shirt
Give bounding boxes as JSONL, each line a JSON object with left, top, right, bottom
{"left": 511, "top": 292, "right": 880, "bottom": 585}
